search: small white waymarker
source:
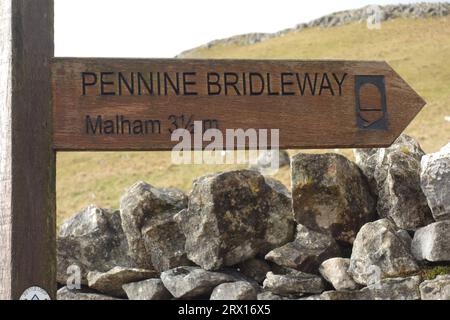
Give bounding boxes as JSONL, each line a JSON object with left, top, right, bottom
{"left": 19, "top": 286, "right": 51, "bottom": 300}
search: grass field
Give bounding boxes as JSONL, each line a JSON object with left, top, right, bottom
{"left": 56, "top": 17, "right": 450, "bottom": 226}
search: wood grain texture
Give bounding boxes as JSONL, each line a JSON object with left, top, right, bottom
{"left": 0, "top": 0, "right": 55, "bottom": 299}
{"left": 52, "top": 58, "right": 425, "bottom": 151}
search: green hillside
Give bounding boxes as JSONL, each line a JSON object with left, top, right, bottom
{"left": 57, "top": 17, "right": 450, "bottom": 225}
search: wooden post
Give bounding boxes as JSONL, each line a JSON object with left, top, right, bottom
{"left": 0, "top": 0, "right": 55, "bottom": 299}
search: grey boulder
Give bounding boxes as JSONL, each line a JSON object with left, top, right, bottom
{"left": 265, "top": 224, "right": 340, "bottom": 273}
{"left": 120, "top": 181, "right": 187, "bottom": 269}
{"left": 262, "top": 270, "right": 324, "bottom": 296}
{"left": 57, "top": 205, "right": 132, "bottom": 285}
{"left": 319, "top": 258, "right": 359, "bottom": 291}
{"left": 87, "top": 266, "right": 157, "bottom": 298}
{"left": 160, "top": 266, "right": 235, "bottom": 299}
{"left": 210, "top": 281, "right": 258, "bottom": 300}
{"left": 349, "top": 219, "right": 419, "bottom": 285}
{"left": 375, "top": 151, "right": 433, "bottom": 230}
{"left": 354, "top": 134, "right": 425, "bottom": 192}
{"left": 420, "top": 143, "right": 450, "bottom": 221}
{"left": 142, "top": 209, "right": 191, "bottom": 272}
{"left": 291, "top": 153, "right": 375, "bottom": 244}
{"left": 411, "top": 221, "right": 450, "bottom": 262}
{"left": 419, "top": 275, "right": 450, "bottom": 300}
{"left": 180, "top": 170, "right": 295, "bottom": 270}
{"left": 354, "top": 134, "right": 433, "bottom": 230}
{"left": 122, "top": 279, "right": 172, "bottom": 300}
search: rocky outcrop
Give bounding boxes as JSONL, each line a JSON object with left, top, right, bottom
{"left": 354, "top": 134, "right": 433, "bottom": 230}
{"left": 291, "top": 153, "right": 375, "bottom": 244}
{"left": 411, "top": 221, "right": 450, "bottom": 262}
{"left": 177, "top": 3, "right": 450, "bottom": 57}
{"left": 265, "top": 224, "right": 340, "bottom": 273}
{"left": 348, "top": 219, "right": 419, "bottom": 285}
{"left": 179, "top": 170, "right": 295, "bottom": 270}
{"left": 120, "top": 182, "right": 187, "bottom": 269}
{"left": 160, "top": 266, "right": 235, "bottom": 299}
{"left": 57, "top": 205, "right": 132, "bottom": 285}
{"left": 420, "top": 143, "right": 450, "bottom": 221}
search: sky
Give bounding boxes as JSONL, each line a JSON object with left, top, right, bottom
{"left": 55, "top": 0, "right": 420, "bottom": 58}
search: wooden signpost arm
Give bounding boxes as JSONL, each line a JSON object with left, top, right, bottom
{"left": 0, "top": 0, "right": 55, "bottom": 299}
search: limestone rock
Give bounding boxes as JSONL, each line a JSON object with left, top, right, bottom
{"left": 291, "top": 153, "right": 375, "bottom": 244}
{"left": 420, "top": 143, "right": 450, "bottom": 221}
{"left": 354, "top": 134, "right": 433, "bottom": 230}
{"left": 265, "top": 224, "right": 340, "bottom": 273}
{"left": 375, "top": 151, "right": 433, "bottom": 230}
{"left": 160, "top": 266, "right": 235, "bottom": 299}
{"left": 411, "top": 221, "right": 450, "bottom": 262}
{"left": 87, "top": 266, "right": 157, "bottom": 298}
{"left": 122, "top": 279, "right": 172, "bottom": 300}
{"left": 361, "top": 276, "right": 421, "bottom": 300}
{"left": 120, "top": 181, "right": 187, "bottom": 269}
{"left": 319, "top": 258, "right": 359, "bottom": 291}
{"left": 419, "top": 275, "right": 450, "bottom": 300}
{"left": 142, "top": 210, "right": 191, "bottom": 272}
{"left": 177, "top": 4, "right": 450, "bottom": 57}
{"left": 237, "top": 258, "right": 272, "bottom": 284}
{"left": 353, "top": 148, "right": 379, "bottom": 192}
{"left": 57, "top": 205, "right": 131, "bottom": 285}
{"left": 262, "top": 270, "right": 324, "bottom": 296}
{"left": 349, "top": 219, "right": 419, "bottom": 285}
{"left": 180, "top": 170, "right": 295, "bottom": 270}
{"left": 210, "top": 281, "right": 258, "bottom": 300}
{"left": 57, "top": 286, "right": 121, "bottom": 300}
{"left": 354, "top": 134, "right": 425, "bottom": 192}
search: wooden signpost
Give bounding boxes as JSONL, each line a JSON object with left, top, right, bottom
{"left": 0, "top": 0, "right": 55, "bottom": 300}
{"left": 0, "top": 0, "right": 426, "bottom": 299}
{"left": 52, "top": 59, "right": 425, "bottom": 150}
